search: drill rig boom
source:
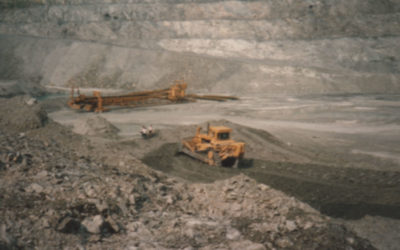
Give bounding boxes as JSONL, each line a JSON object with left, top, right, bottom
{"left": 68, "top": 82, "right": 238, "bottom": 112}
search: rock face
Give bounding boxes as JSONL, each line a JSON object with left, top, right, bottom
{"left": 0, "top": 0, "right": 399, "bottom": 95}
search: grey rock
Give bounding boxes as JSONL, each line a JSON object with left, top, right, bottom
{"left": 83, "top": 182, "right": 97, "bottom": 197}
{"left": 57, "top": 217, "right": 82, "bottom": 234}
{"left": 275, "top": 237, "right": 293, "bottom": 248}
{"left": 94, "top": 199, "right": 109, "bottom": 213}
{"left": 82, "top": 215, "right": 104, "bottom": 234}
{"left": 165, "top": 195, "right": 174, "bottom": 205}
{"left": 117, "top": 200, "right": 129, "bottom": 216}
{"left": 0, "top": 224, "right": 13, "bottom": 246}
{"left": 285, "top": 220, "right": 297, "bottom": 232}
{"left": 105, "top": 217, "right": 120, "bottom": 233}
{"left": 26, "top": 183, "right": 44, "bottom": 193}
{"left": 40, "top": 217, "right": 50, "bottom": 229}
{"left": 25, "top": 97, "right": 37, "bottom": 106}
{"left": 226, "top": 227, "right": 241, "bottom": 241}
{"left": 35, "top": 170, "right": 48, "bottom": 179}
{"left": 229, "top": 240, "right": 266, "bottom": 250}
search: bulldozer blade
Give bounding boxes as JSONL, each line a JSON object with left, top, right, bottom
{"left": 180, "top": 147, "right": 211, "bottom": 165}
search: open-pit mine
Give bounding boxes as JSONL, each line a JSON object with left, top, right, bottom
{"left": 1, "top": 0, "right": 400, "bottom": 249}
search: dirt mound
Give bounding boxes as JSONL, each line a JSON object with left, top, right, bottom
{"left": 0, "top": 96, "right": 48, "bottom": 132}
{"left": 73, "top": 115, "right": 120, "bottom": 137}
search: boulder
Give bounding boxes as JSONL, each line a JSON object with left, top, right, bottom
{"left": 82, "top": 215, "right": 104, "bottom": 234}
{"left": 57, "top": 217, "right": 82, "bottom": 234}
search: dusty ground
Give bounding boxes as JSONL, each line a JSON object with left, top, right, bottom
{"left": 1, "top": 1, "right": 399, "bottom": 249}
{"left": 37, "top": 87, "right": 400, "bottom": 250}
{"left": 0, "top": 92, "right": 385, "bottom": 249}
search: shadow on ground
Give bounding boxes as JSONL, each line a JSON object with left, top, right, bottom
{"left": 143, "top": 143, "right": 400, "bottom": 220}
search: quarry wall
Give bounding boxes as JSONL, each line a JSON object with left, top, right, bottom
{"left": 0, "top": 0, "right": 399, "bottom": 95}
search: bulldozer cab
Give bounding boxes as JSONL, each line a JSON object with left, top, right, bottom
{"left": 208, "top": 126, "right": 232, "bottom": 141}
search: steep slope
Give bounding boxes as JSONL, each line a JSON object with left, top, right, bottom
{"left": 0, "top": 0, "right": 399, "bottom": 95}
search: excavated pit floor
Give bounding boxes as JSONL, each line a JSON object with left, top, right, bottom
{"left": 47, "top": 93, "right": 400, "bottom": 221}
{"left": 142, "top": 143, "right": 400, "bottom": 220}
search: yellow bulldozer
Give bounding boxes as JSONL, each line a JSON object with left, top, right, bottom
{"left": 179, "top": 125, "right": 245, "bottom": 168}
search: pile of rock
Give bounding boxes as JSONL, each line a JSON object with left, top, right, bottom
{"left": 179, "top": 175, "right": 373, "bottom": 249}
{"left": 0, "top": 96, "right": 48, "bottom": 133}
{"left": 73, "top": 115, "right": 120, "bottom": 137}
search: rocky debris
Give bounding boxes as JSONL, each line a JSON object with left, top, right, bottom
{"left": 73, "top": 115, "right": 120, "bottom": 137}
{"left": 176, "top": 175, "right": 372, "bottom": 249}
{"left": 0, "top": 223, "right": 16, "bottom": 250}
{"left": 57, "top": 217, "right": 82, "bottom": 234}
{"left": 25, "top": 183, "right": 44, "bottom": 193}
{"left": 0, "top": 96, "right": 48, "bottom": 133}
{"left": 25, "top": 97, "right": 37, "bottom": 106}
{"left": 0, "top": 98, "right": 375, "bottom": 249}
{"left": 81, "top": 215, "right": 105, "bottom": 234}
{"left": 229, "top": 240, "right": 266, "bottom": 250}
{"left": 343, "top": 216, "right": 400, "bottom": 250}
